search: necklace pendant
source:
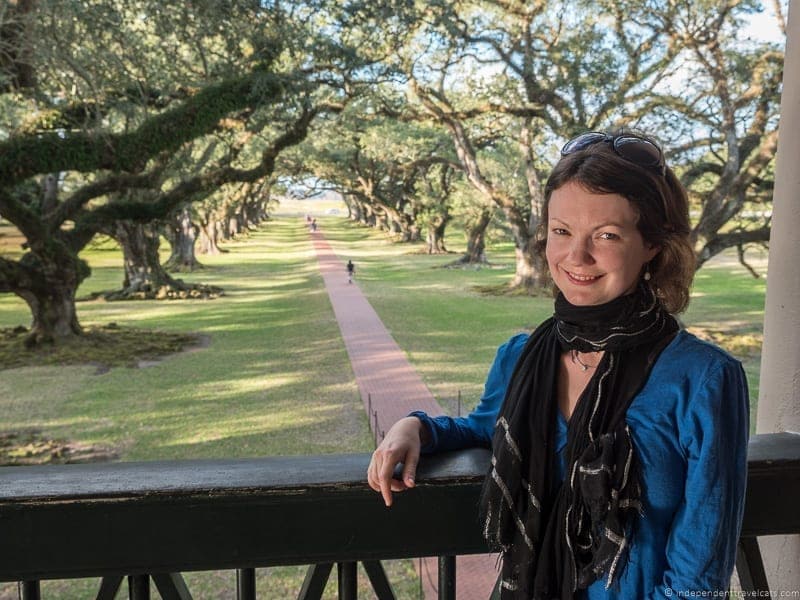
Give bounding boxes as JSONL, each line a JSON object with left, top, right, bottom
{"left": 570, "top": 349, "right": 594, "bottom": 371}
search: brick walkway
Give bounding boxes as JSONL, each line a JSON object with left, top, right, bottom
{"left": 309, "top": 226, "right": 499, "bottom": 599}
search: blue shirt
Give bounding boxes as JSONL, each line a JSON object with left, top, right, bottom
{"left": 412, "top": 330, "right": 749, "bottom": 599}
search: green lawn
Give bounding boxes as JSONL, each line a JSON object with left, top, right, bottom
{"left": 1, "top": 220, "right": 372, "bottom": 461}
{"left": 0, "top": 208, "right": 767, "bottom": 599}
{"left": 0, "top": 218, "right": 414, "bottom": 599}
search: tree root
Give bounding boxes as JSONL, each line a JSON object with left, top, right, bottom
{"left": 472, "top": 282, "right": 551, "bottom": 297}
{"left": 83, "top": 282, "right": 224, "bottom": 301}
{"left": 1, "top": 324, "right": 206, "bottom": 368}
{"left": 439, "top": 255, "right": 490, "bottom": 268}
{"left": 163, "top": 257, "right": 206, "bottom": 272}
{"left": 0, "top": 429, "right": 118, "bottom": 466}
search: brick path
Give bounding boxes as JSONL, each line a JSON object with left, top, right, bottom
{"left": 309, "top": 226, "right": 499, "bottom": 599}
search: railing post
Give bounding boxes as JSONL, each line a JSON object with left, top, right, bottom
{"left": 20, "top": 581, "right": 41, "bottom": 600}
{"left": 96, "top": 576, "right": 124, "bottom": 600}
{"left": 362, "top": 561, "right": 396, "bottom": 600}
{"left": 128, "top": 574, "right": 150, "bottom": 600}
{"left": 151, "top": 573, "right": 193, "bottom": 600}
{"left": 438, "top": 555, "right": 456, "bottom": 600}
{"left": 338, "top": 561, "right": 358, "bottom": 600}
{"left": 299, "top": 563, "right": 333, "bottom": 600}
{"left": 736, "top": 537, "right": 770, "bottom": 593}
{"left": 236, "top": 568, "right": 256, "bottom": 600}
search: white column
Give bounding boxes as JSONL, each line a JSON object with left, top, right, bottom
{"left": 755, "top": 0, "right": 800, "bottom": 593}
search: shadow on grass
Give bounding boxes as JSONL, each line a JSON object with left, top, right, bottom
{"left": 0, "top": 325, "right": 206, "bottom": 372}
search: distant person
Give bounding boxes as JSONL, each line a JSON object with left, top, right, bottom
{"left": 346, "top": 260, "right": 355, "bottom": 284}
{"left": 367, "top": 131, "right": 749, "bottom": 599}
{"left": 310, "top": 218, "right": 317, "bottom": 232}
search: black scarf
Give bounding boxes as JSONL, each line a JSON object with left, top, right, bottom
{"left": 480, "top": 284, "right": 678, "bottom": 599}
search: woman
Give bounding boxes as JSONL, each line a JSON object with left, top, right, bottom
{"left": 367, "top": 131, "right": 749, "bottom": 599}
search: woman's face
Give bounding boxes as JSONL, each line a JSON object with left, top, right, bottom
{"left": 545, "top": 181, "right": 659, "bottom": 306}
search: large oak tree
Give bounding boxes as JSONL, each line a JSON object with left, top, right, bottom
{"left": 0, "top": 0, "right": 398, "bottom": 345}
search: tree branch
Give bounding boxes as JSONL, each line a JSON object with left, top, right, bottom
{"left": 47, "top": 170, "right": 165, "bottom": 232}
{"left": 0, "top": 254, "right": 35, "bottom": 293}
{"left": 696, "top": 227, "right": 771, "bottom": 268}
{"left": 0, "top": 71, "right": 290, "bottom": 187}
{"left": 71, "top": 102, "right": 326, "bottom": 235}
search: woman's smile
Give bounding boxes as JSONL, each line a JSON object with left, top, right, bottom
{"left": 563, "top": 270, "right": 602, "bottom": 284}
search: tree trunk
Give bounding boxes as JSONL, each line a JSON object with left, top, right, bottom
{"left": 450, "top": 208, "right": 490, "bottom": 265}
{"left": 9, "top": 241, "right": 88, "bottom": 346}
{"left": 375, "top": 200, "right": 418, "bottom": 240}
{"left": 507, "top": 120, "right": 547, "bottom": 291}
{"left": 115, "top": 222, "right": 182, "bottom": 296}
{"left": 242, "top": 197, "right": 264, "bottom": 228}
{"left": 344, "top": 194, "right": 361, "bottom": 221}
{"left": 374, "top": 207, "right": 388, "bottom": 230}
{"left": 358, "top": 200, "right": 371, "bottom": 225}
{"left": 501, "top": 201, "right": 549, "bottom": 292}
{"left": 2, "top": 176, "right": 86, "bottom": 345}
{"left": 361, "top": 201, "right": 376, "bottom": 227}
{"left": 164, "top": 208, "right": 202, "bottom": 271}
{"left": 464, "top": 229, "right": 487, "bottom": 263}
{"left": 228, "top": 215, "right": 242, "bottom": 238}
{"left": 509, "top": 237, "right": 549, "bottom": 291}
{"left": 235, "top": 203, "right": 251, "bottom": 233}
{"left": 18, "top": 281, "right": 82, "bottom": 346}
{"left": 101, "top": 221, "right": 221, "bottom": 300}
{"left": 426, "top": 217, "right": 448, "bottom": 254}
{"left": 198, "top": 216, "right": 225, "bottom": 255}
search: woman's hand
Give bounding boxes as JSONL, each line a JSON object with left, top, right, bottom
{"left": 367, "top": 416, "right": 429, "bottom": 507}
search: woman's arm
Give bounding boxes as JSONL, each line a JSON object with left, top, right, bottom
{"left": 366, "top": 333, "right": 529, "bottom": 506}
{"left": 654, "top": 359, "right": 750, "bottom": 598}
{"left": 413, "top": 333, "right": 530, "bottom": 453}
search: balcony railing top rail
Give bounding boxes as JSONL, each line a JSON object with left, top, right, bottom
{"left": 1, "top": 432, "right": 798, "bottom": 591}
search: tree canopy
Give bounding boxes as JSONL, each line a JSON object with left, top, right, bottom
{"left": 0, "top": 0, "right": 787, "bottom": 344}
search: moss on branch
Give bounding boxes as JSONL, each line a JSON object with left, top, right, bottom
{"left": 0, "top": 72, "right": 287, "bottom": 187}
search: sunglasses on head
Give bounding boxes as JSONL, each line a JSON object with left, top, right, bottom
{"left": 561, "top": 132, "right": 666, "bottom": 176}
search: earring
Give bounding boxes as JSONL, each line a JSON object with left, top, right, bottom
{"left": 643, "top": 265, "right": 652, "bottom": 281}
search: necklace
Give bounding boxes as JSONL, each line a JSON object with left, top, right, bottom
{"left": 570, "top": 349, "right": 598, "bottom": 372}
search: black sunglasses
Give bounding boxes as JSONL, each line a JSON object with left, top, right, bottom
{"left": 561, "top": 132, "right": 666, "bottom": 176}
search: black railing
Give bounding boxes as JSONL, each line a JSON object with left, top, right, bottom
{"left": 1, "top": 433, "right": 798, "bottom": 599}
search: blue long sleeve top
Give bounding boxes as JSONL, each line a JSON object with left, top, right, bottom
{"left": 411, "top": 330, "right": 749, "bottom": 599}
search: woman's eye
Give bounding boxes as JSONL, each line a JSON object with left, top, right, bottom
{"left": 598, "top": 232, "right": 620, "bottom": 240}
{"left": 551, "top": 228, "right": 569, "bottom": 236}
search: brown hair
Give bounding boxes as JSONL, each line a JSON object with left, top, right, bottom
{"left": 535, "top": 134, "right": 695, "bottom": 314}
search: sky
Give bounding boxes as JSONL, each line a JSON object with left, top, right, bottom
{"left": 741, "top": 1, "right": 788, "bottom": 45}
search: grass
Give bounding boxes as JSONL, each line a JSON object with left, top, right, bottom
{"left": 0, "top": 205, "right": 768, "bottom": 598}
{"left": 1, "top": 220, "right": 372, "bottom": 460}
{"left": 0, "top": 217, "right": 420, "bottom": 600}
